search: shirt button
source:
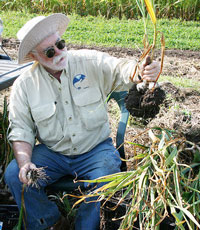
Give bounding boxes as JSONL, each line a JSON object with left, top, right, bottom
{"left": 73, "top": 147, "right": 77, "bottom": 151}
{"left": 65, "top": 101, "right": 68, "bottom": 104}
{"left": 68, "top": 116, "right": 72, "bottom": 121}
{"left": 72, "top": 133, "right": 76, "bottom": 137}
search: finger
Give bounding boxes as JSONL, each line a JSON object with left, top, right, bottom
{"left": 142, "top": 74, "right": 157, "bottom": 82}
{"left": 143, "top": 56, "right": 152, "bottom": 67}
{"left": 140, "top": 62, "right": 158, "bottom": 77}
{"left": 143, "top": 68, "right": 159, "bottom": 76}
{"left": 29, "top": 163, "right": 37, "bottom": 170}
{"left": 19, "top": 167, "right": 28, "bottom": 184}
{"left": 144, "top": 65, "right": 157, "bottom": 72}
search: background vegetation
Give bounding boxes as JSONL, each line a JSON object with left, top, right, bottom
{"left": 0, "top": 0, "right": 200, "bottom": 21}
{"left": 1, "top": 12, "right": 200, "bottom": 50}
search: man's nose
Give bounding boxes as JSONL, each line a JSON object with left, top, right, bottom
{"left": 54, "top": 46, "right": 63, "bottom": 55}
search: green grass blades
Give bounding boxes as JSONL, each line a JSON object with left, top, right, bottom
{"left": 1, "top": 12, "right": 200, "bottom": 50}
{"left": 0, "top": 97, "right": 14, "bottom": 184}
{"left": 72, "top": 128, "right": 200, "bottom": 229}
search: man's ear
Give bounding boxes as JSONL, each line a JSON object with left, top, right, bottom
{"left": 29, "top": 52, "right": 38, "bottom": 61}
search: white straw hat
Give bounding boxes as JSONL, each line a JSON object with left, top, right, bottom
{"left": 17, "top": 13, "right": 69, "bottom": 64}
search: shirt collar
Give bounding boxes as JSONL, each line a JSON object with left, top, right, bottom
{"left": 38, "top": 64, "right": 68, "bottom": 82}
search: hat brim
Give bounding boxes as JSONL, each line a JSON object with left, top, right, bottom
{"left": 18, "top": 13, "right": 69, "bottom": 64}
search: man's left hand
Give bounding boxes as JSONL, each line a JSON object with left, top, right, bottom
{"left": 140, "top": 60, "right": 160, "bottom": 82}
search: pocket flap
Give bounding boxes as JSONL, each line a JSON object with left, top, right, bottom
{"left": 73, "top": 88, "right": 101, "bottom": 106}
{"left": 31, "top": 102, "right": 56, "bottom": 122}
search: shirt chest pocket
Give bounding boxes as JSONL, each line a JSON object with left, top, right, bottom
{"left": 31, "top": 102, "right": 63, "bottom": 142}
{"left": 73, "top": 88, "right": 108, "bottom": 130}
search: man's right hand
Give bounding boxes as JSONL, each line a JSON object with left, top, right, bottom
{"left": 19, "top": 162, "right": 37, "bottom": 185}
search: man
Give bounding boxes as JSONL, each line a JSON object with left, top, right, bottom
{"left": 5, "top": 14, "right": 160, "bottom": 230}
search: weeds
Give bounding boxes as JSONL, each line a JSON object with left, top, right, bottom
{"left": 49, "top": 192, "right": 77, "bottom": 229}
{"left": 0, "top": 97, "right": 14, "bottom": 184}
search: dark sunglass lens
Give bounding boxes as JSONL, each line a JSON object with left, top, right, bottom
{"left": 56, "top": 40, "right": 65, "bottom": 50}
{"left": 46, "top": 48, "right": 55, "bottom": 58}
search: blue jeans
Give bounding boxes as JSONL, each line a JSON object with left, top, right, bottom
{"left": 4, "top": 138, "right": 121, "bottom": 230}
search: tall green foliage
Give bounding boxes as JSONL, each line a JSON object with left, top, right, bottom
{"left": 155, "top": 0, "right": 200, "bottom": 20}
{"left": 0, "top": 97, "right": 14, "bottom": 184}
{"left": 0, "top": 0, "right": 199, "bottom": 20}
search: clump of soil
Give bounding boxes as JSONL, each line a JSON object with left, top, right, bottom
{"left": 124, "top": 81, "right": 200, "bottom": 146}
{"left": 125, "top": 83, "right": 166, "bottom": 119}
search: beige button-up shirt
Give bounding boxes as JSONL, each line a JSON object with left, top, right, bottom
{"left": 8, "top": 49, "right": 137, "bottom": 155}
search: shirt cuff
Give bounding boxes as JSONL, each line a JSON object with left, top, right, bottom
{"left": 8, "top": 128, "right": 35, "bottom": 148}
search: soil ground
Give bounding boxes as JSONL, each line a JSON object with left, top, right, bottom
{"left": 0, "top": 39, "right": 200, "bottom": 229}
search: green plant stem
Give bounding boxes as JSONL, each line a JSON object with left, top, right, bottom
{"left": 151, "top": 23, "right": 157, "bottom": 59}
{"left": 17, "top": 184, "right": 26, "bottom": 230}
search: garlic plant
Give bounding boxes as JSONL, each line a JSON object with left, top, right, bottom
{"left": 131, "top": 0, "right": 165, "bottom": 91}
{"left": 72, "top": 128, "right": 200, "bottom": 229}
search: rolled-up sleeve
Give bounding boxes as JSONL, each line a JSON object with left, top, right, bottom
{"left": 96, "top": 51, "right": 139, "bottom": 95}
{"left": 8, "top": 79, "right": 36, "bottom": 148}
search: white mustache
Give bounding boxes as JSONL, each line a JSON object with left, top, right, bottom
{"left": 53, "top": 50, "right": 67, "bottom": 65}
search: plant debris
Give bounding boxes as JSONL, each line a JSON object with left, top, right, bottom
{"left": 74, "top": 128, "right": 200, "bottom": 229}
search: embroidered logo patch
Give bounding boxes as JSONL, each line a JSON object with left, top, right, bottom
{"left": 73, "top": 74, "right": 89, "bottom": 90}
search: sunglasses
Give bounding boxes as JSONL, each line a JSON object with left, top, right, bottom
{"left": 43, "top": 39, "right": 66, "bottom": 58}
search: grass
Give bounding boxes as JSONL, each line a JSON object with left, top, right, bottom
{"left": 159, "top": 76, "right": 200, "bottom": 93}
{"left": 1, "top": 11, "right": 200, "bottom": 50}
